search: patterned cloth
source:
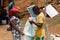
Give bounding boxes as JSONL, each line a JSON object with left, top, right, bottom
{"left": 10, "top": 16, "right": 21, "bottom": 40}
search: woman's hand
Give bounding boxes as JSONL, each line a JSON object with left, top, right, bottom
{"left": 21, "top": 32, "right": 24, "bottom": 35}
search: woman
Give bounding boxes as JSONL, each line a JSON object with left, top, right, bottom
{"left": 9, "top": 6, "right": 24, "bottom": 40}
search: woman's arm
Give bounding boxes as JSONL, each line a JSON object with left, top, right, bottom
{"left": 11, "top": 19, "right": 24, "bottom": 35}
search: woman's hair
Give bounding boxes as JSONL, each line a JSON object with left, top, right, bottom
{"left": 12, "top": 11, "right": 20, "bottom": 18}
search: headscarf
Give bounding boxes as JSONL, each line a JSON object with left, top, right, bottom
{"left": 9, "top": 6, "right": 20, "bottom": 17}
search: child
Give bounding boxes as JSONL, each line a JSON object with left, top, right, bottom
{"left": 29, "top": 6, "right": 45, "bottom": 40}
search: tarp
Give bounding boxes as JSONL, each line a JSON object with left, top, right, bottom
{"left": 46, "top": 4, "right": 59, "bottom": 18}
{"left": 27, "top": 5, "right": 37, "bottom": 17}
{"left": 23, "top": 17, "right": 36, "bottom": 37}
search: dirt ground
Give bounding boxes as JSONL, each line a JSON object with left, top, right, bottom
{"left": 0, "top": 24, "right": 60, "bottom": 40}
{"left": 0, "top": 25, "right": 12, "bottom": 40}
{"left": 48, "top": 24, "right": 60, "bottom": 35}
{"left": 0, "top": 0, "right": 60, "bottom": 40}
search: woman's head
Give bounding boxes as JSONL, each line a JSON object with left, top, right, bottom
{"left": 12, "top": 11, "right": 20, "bottom": 18}
{"left": 9, "top": 6, "right": 20, "bottom": 18}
